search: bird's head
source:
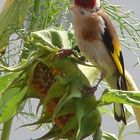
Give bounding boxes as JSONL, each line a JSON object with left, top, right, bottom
{"left": 74, "top": 0, "right": 96, "bottom": 9}
{"left": 71, "top": 0, "right": 101, "bottom": 18}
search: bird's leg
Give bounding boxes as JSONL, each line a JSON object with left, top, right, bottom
{"left": 83, "top": 72, "right": 105, "bottom": 94}
{"left": 56, "top": 45, "right": 81, "bottom": 59}
{"left": 57, "top": 48, "right": 74, "bottom": 57}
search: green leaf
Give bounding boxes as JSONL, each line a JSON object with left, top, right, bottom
{"left": 75, "top": 95, "right": 100, "bottom": 140}
{"left": 61, "top": 115, "right": 77, "bottom": 137}
{"left": 32, "top": 27, "right": 74, "bottom": 51}
{"left": 78, "top": 64, "right": 98, "bottom": 86}
{"left": 93, "top": 126, "right": 102, "bottom": 140}
{"left": 51, "top": 83, "right": 82, "bottom": 120}
{"left": 98, "top": 106, "right": 113, "bottom": 117}
{"left": 44, "top": 78, "right": 69, "bottom": 104}
{"left": 0, "top": 72, "right": 20, "bottom": 93}
{"left": 0, "top": 87, "right": 26, "bottom": 123}
{"left": 51, "top": 86, "right": 70, "bottom": 120}
{"left": 100, "top": 89, "right": 140, "bottom": 108}
{"left": 76, "top": 109, "right": 101, "bottom": 140}
{"left": 75, "top": 99, "right": 85, "bottom": 140}
{"left": 102, "top": 132, "right": 119, "bottom": 140}
{"left": 53, "top": 101, "right": 75, "bottom": 118}
{"left": 0, "top": 0, "right": 31, "bottom": 49}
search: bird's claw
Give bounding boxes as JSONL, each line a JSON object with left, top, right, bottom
{"left": 82, "top": 86, "right": 98, "bottom": 94}
{"left": 57, "top": 48, "right": 74, "bottom": 57}
{"left": 82, "top": 73, "right": 105, "bottom": 94}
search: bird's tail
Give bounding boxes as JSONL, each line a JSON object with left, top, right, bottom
{"left": 113, "top": 75, "right": 127, "bottom": 124}
{"left": 114, "top": 103, "right": 126, "bottom": 125}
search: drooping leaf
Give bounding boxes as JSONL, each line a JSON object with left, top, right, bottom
{"left": 98, "top": 106, "right": 113, "bottom": 117}
{"left": 78, "top": 64, "right": 98, "bottom": 85}
{"left": 60, "top": 115, "right": 77, "bottom": 138}
{"left": 53, "top": 100, "right": 75, "bottom": 118}
{"left": 53, "top": 82, "right": 82, "bottom": 116}
{"left": 0, "top": 0, "right": 31, "bottom": 49}
{"left": 0, "top": 87, "right": 26, "bottom": 123}
{"left": 75, "top": 99, "right": 85, "bottom": 140}
{"left": 93, "top": 126, "right": 102, "bottom": 140}
{"left": 51, "top": 91, "right": 70, "bottom": 120}
{"left": 32, "top": 27, "right": 74, "bottom": 51}
{"left": 0, "top": 72, "right": 20, "bottom": 93}
{"left": 100, "top": 89, "right": 140, "bottom": 108}
{"left": 75, "top": 96, "right": 100, "bottom": 140}
{"left": 43, "top": 77, "right": 69, "bottom": 104}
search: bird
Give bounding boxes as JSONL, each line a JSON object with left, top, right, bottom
{"left": 71, "top": 0, "right": 127, "bottom": 124}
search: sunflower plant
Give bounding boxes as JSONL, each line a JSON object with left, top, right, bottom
{"left": 0, "top": 0, "right": 140, "bottom": 140}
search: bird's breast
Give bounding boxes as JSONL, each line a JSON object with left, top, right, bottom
{"left": 77, "top": 38, "right": 116, "bottom": 73}
{"left": 72, "top": 13, "right": 102, "bottom": 42}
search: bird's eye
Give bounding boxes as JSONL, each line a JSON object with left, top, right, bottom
{"left": 80, "top": 10, "right": 84, "bottom": 15}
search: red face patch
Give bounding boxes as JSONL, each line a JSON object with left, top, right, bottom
{"left": 74, "top": 0, "right": 96, "bottom": 9}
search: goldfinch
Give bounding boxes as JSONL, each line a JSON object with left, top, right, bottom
{"left": 71, "top": 0, "right": 127, "bottom": 124}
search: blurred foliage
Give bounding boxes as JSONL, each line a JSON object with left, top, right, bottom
{"left": 103, "top": 0, "right": 140, "bottom": 65}
{"left": 0, "top": 0, "right": 140, "bottom": 140}
{"left": 0, "top": 0, "right": 31, "bottom": 53}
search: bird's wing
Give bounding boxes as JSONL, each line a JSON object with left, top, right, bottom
{"left": 99, "top": 10, "right": 127, "bottom": 90}
{"left": 98, "top": 10, "right": 127, "bottom": 124}
{"left": 99, "top": 12, "right": 127, "bottom": 90}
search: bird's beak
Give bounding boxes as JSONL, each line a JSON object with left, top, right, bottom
{"left": 70, "top": 5, "right": 74, "bottom": 11}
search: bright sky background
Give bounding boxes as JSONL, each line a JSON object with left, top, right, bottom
{"left": 0, "top": 0, "right": 140, "bottom": 139}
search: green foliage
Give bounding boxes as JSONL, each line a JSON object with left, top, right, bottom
{"left": 29, "top": 28, "right": 100, "bottom": 140}
{"left": 0, "top": 0, "right": 140, "bottom": 140}
{"left": 104, "top": 0, "right": 140, "bottom": 65}
{"left": 101, "top": 89, "right": 140, "bottom": 108}
{"left": 0, "top": 0, "right": 31, "bottom": 51}
{"left": 31, "top": 27, "right": 74, "bottom": 50}
{"left": 0, "top": 87, "right": 26, "bottom": 123}
{"left": 0, "top": 72, "right": 19, "bottom": 92}
{"left": 0, "top": 26, "right": 101, "bottom": 139}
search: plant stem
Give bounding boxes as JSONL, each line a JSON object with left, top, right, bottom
{"left": 118, "top": 123, "right": 125, "bottom": 140}
{"left": 1, "top": 118, "right": 13, "bottom": 140}
{"left": 118, "top": 111, "right": 131, "bottom": 139}
{"left": 30, "top": 0, "right": 41, "bottom": 31}
{"left": 117, "top": 71, "right": 140, "bottom": 138}
{"left": 125, "top": 70, "right": 140, "bottom": 129}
